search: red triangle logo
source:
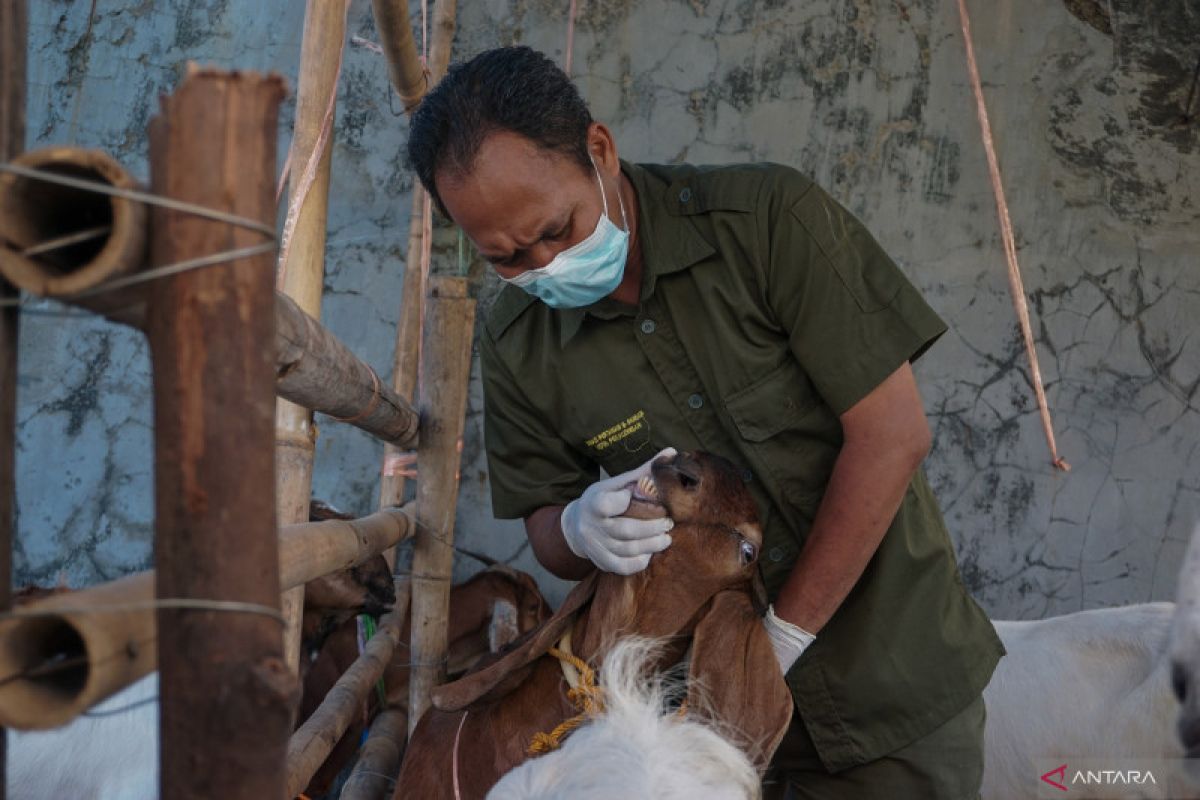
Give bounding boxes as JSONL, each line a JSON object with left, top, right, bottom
{"left": 1041, "top": 763, "right": 1069, "bottom": 792}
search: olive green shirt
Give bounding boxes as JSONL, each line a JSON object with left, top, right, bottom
{"left": 479, "top": 160, "right": 1005, "bottom": 772}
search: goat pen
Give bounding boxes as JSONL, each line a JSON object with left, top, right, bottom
{"left": 0, "top": 0, "right": 468, "bottom": 797}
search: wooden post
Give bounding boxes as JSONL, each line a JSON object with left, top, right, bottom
{"left": 378, "top": 0, "right": 456, "bottom": 511}
{"left": 0, "top": 3, "right": 25, "bottom": 796}
{"left": 407, "top": 276, "right": 475, "bottom": 733}
{"left": 286, "top": 578, "right": 411, "bottom": 797}
{"left": 277, "top": 0, "right": 350, "bottom": 677}
{"left": 145, "top": 67, "right": 291, "bottom": 800}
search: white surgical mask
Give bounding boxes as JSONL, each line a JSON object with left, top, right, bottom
{"left": 501, "top": 157, "right": 629, "bottom": 309}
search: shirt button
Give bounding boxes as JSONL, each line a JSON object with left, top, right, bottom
{"left": 768, "top": 546, "right": 785, "bottom": 563}
{"left": 741, "top": 468, "right": 753, "bottom": 483}
{"left": 640, "top": 319, "right": 656, "bottom": 334}
{"left": 687, "top": 393, "right": 704, "bottom": 409}
{"left": 678, "top": 187, "right": 692, "bottom": 203}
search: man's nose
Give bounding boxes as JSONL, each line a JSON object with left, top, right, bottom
{"left": 525, "top": 240, "right": 568, "bottom": 271}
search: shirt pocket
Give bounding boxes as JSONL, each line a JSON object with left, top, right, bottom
{"left": 722, "top": 359, "right": 841, "bottom": 511}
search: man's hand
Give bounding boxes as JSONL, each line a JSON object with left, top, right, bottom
{"left": 561, "top": 447, "right": 677, "bottom": 575}
{"left": 764, "top": 604, "right": 817, "bottom": 676}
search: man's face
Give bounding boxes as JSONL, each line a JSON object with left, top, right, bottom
{"left": 436, "top": 129, "right": 618, "bottom": 280}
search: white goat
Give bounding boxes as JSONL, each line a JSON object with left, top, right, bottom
{"left": 5, "top": 672, "right": 157, "bottom": 800}
{"left": 1171, "top": 523, "right": 1200, "bottom": 760}
{"left": 982, "top": 524, "right": 1200, "bottom": 799}
{"left": 487, "top": 638, "right": 760, "bottom": 800}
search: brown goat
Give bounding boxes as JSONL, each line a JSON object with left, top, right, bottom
{"left": 297, "top": 565, "right": 551, "bottom": 796}
{"left": 394, "top": 450, "right": 793, "bottom": 799}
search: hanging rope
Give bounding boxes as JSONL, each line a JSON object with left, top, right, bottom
{"left": 564, "top": 0, "right": 579, "bottom": 75}
{"left": 956, "top": 0, "right": 1069, "bottom": 472}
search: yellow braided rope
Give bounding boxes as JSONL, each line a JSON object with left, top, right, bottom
{"left": 527, "top": 645, "right": 605, "bottom": 755}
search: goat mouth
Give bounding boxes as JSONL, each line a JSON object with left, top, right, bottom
{"left": 626, "top": 474, "right": 663, "bottom": 506}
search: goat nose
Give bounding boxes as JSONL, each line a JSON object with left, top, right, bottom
{"left": 1178, "top": 709, "right": 1200, "bottom": 755}
{"left": 1173, "top": 660, "right": 1190, "bottom": 704}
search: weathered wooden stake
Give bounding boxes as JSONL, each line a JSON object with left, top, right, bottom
{"left": 277, "top": 0, "right": 350, "bottom": 677}
{"left": 408, "top": 276, "right": 475, "bottom": 733}
{"left": 370, "top": 0, "right": 428, "bottom": 113}
{"left": 0, "top": 3, "right": 25, "bottom": 796}
{"left": 146, "top": 66, "right": 291, "bottom": 800}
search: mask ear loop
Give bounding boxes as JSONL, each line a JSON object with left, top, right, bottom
{"left": 589, "top": 154, "right": 628, "bottom": 234}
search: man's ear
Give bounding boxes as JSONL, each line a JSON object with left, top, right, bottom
{"left": 687, "top": 589, "right": 794, "bottom": 770}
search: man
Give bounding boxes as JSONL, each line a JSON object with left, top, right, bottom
{"left": 407, "top": 45, "right": 1005, "bottom": 799}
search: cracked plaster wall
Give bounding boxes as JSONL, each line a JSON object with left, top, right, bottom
{"left": 13, "top": 0, "right": 1199, "bottom": 617}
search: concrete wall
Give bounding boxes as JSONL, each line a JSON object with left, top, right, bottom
{"left": 14, "top": 0, "right": 1198, "bottom": 617}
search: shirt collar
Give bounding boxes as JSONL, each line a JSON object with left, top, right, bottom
{"left": 556, "top": 160, "right": 716, "bottom": 345}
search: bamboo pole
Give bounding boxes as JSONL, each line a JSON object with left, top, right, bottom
{"left": 0, "top": 5, "right": 25, "bottom": 795}
{"left": 339, "top": 707, "right": 408, "bottom": 800}
{"left": 276, "top": 0, "right": 350, "bottom": 677}
{"left": 277, "top": 291, "right": 418, "bottom": 447}
{"left": 408, "top": 276, "right": 475, "bottom": 733}
{"left": 286, "top": 578, "right": 410, "bottom": 797}
{"left": 0, "top": 505, "right": 413, "bottom": 730}
{"left": 377, "top": 0, "right": 456, "bottom": 520}
{"left": 378, "top": 192, "right": 426, "bottom": 511}
{"left": 145, "top": 66, "right": 291, "bottom": 800}
{"left": 369, "top": 0, "right": 427, "bottom": 113}
{"left": 0, "top": 147, "right": 147, "bottom": 326}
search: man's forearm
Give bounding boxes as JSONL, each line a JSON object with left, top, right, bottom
{"left": 773, "top": 363, "right": 932, "bottom": 633}
{"left": 524, "top": 504, "right": 594, "bottom": 580}
{"left": 773, "top": 436, "right": 926, "bottom": 633}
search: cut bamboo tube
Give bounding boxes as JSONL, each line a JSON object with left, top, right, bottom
{"left": 1, "top": 5, "right": 27, "bottom": 795}
{"left": 369, "top": 0, "right": 427, "bottom": 112}
{"left": 408, "top": 276, "right": 475, "bottom": 733}
{"left": 428, "top": 0, "right": 459, "bottom": 82}
{"left": 277, "top": 291, "right": 419, "bottom": 448}
{"left": 0, "top": 506, "right": 413, "bottom": 730}
{"left": 145, "top": 66, "right": 290, "bottom": 800}
{"left": 286, "top": 578, "right": 410, "bottom": 797}
{"left": 276, "top": 0, "right": 349, "bottom": 676}
{"left": 338, "top": 706, "right": 408, "bottom": 800}
{"left": 0, "top": 147, "right": 147, "bottom": 326}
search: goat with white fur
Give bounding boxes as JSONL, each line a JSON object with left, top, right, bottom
{"left": 487, "top": 637, "right": 760, "bottom": 800}
{"left": 982, "top": 523, "right": 1200, "bottom": 799}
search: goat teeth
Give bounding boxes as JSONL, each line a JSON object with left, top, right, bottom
{"left": 638, "top": 476, "right": 658, "bottom": 498}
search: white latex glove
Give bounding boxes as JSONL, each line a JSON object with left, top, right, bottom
{"left": 561, "top": 447, "right": 678, "bottom": 575}
{"left": 764, "top": 604, "right": 817, "bottom": 676}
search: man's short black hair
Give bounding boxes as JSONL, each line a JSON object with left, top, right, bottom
{"left": 407, "top": 46, "right": 594, "bottom": 214}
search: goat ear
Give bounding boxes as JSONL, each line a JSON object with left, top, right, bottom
{"left": 687, "top": 589, "right": 793, "bottom": 770}
{"left": 431, "top": 571, "right": 599, "bottom": 712}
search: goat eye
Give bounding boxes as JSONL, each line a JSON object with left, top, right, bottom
{"left": 739, "top": 540, "right": 757, "bottom": 565}
{"left": 678, "top": 473, "right": 698, "bottom": 489}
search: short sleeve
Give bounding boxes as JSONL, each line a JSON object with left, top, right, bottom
{"left": 761, "top": 170, "right": 947, "bottom": 415}
{"left": 480, "top": 327, "right": 598, "bottom": 519}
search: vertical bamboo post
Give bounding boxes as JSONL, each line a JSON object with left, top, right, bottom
{"left": 146, "top": 67, "right": 292, "bottom": 800}
{"left": 408, "top": 276, "right": 475, "bottom": 733}
{"left": 276, "top": 0, "right": 348, "bottom": 675}
{"left": 378, "top": 0, "right": 456, "bottom": 510}
{"left": 369, "top": 0, "right": 428, "bottom": 113}
{"left": 0, "top": 4, "right": 25, "bottom": 797}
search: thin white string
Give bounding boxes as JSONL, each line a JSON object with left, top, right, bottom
{"left": 0, "top": 162, "right": 275, "bottom": 237}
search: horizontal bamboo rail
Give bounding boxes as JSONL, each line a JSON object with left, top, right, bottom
{"left": 338, "top": 706, "right": 407, "bottom": 800}
{"left": 276, "top": 291, "right": 419, "bottom": 448}
{"left": 0, "top": 147, "right": 419, "bottom": 448}
{"left": 0, "top": 504, "right": 414, "bottom": 729}
{"left": 286, "top": 578, "right": 410, "bottom": 797}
